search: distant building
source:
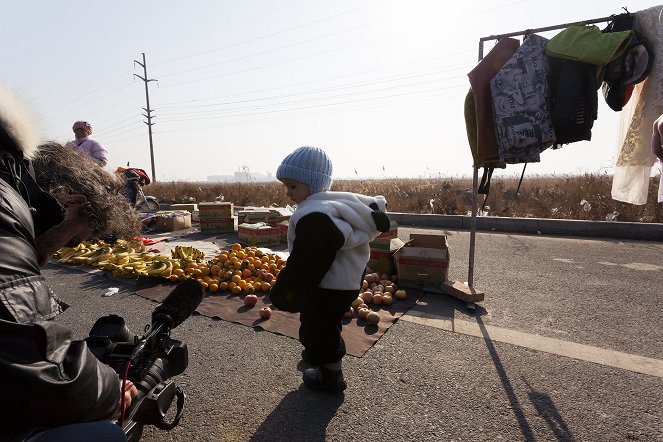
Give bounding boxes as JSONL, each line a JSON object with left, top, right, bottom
{"left": 207, "top": 170, "right": 275, "bottom": 183}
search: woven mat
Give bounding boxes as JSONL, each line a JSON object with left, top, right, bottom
{"left": 133, "top": 278, "right": 419, "bottom": 357}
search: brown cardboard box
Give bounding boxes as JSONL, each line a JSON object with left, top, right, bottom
{"left": 368, "top": 237, "right": 404, "bottom": 275}
{"left": 238, "top": 223, "right": 280, "bottom": 247}
{"left": 170, "top": 203, "right": 198, "bottom": 212}
{"left": 238, "top": 207, "right": 292, "bottom": 224}
{"left": 198, "top": 202, "right": 234, "bottom": 219}
{"left": 394, "top": 233, "right": 449, "bottom": 292}
{"left": 155, "top": 211, "right": 192, "bottom": 232}
{"left": 200, "top": 217, "right": 235, "bottom": 233}
{"left": 376, "top": 220, "right": 399, "bottom": 239}
{"left": 277, "top": 220, "right": 289, "bottom": 243}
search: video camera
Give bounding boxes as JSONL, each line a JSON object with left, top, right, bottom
{"left": 85, "top": 280, "right": 204, "bottom": 441}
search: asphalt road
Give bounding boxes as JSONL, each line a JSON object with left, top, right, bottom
{"left": 42, "top": 227, "right": 663, "bottom": 441}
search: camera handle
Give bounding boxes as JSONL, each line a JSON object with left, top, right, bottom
{"left": 123, "top": 379, "right": 186, "bottom": 440}
{"left": 125, "top": 380, "right": 186, "bottom": 431}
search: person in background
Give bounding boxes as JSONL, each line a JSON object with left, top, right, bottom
{"left": 65, "top": 120, "right": 108, "bottom": 167}
{"left": 269, "top": 146, "right": 390, "bottom": 394}
{"left": 1, "top": 86, "right": 140, "bottom": 441}
{"left": 652, "top": 114, "right": 663, "bottom": 163}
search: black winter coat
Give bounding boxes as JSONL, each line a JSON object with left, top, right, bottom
{"left": 0, "top": 176, "right": 120, "bottom": 440}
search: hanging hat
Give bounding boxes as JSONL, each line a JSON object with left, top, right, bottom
{"left": 602, "top": 32, "right": 653, "bottom": 112}
{"left": 276, "top": 146, "right": 333, "bottom": 194}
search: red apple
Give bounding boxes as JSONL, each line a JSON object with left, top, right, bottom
{"left": 372, "top": 293, "right": 383, "bottom": 305}
{"left": 244, "top": 294, "right": 259, "bottom": 307}
{"left": 358, "top": 307, "right": 371, "bottom": 319}
{"left": 259, "top": 306, "right": 272, "bottom": 319}
{"left": 344, "top": 307, "right": 355, "bottom": 318}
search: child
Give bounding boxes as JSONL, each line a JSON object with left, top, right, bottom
{"left": 269, "top": 146, "right": 390, "bottom": 393}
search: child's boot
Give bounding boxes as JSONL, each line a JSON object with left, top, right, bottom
{"left": 303, "top": 362, "right": 346, "bottom": 393}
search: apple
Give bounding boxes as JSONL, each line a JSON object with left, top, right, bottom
{"left": 384, "top": 285, "right": 395, "bottom": 294}
{"left": 358, "top": 303, "right": 369, "bottom": 311}
{"left": 259, "top": 306, "right": 272, "bottom": 319}
{"left": 372, "top": 293, "right": 383, "bottom": 305}
{"left": 380, "top": 273, "right": 389, "bottom": 282}
{"left": 391, "top": 274, "right": 399, "bottom": 283}
{"left": 394, "top": 289, "right": 407, "bottom": 300}
{"left": 358, "top": 307, "right": 371, "bottom": 319}
{"left": 351, "top": 297, "right": 365, "bottom": 310}
{"left": 244, "top": 294, "right": 259, "bottom": 307}
{"left": 382, "top": 294, "right": 393, "bottom": 306}
{"left": 360, "top": 291, "right": 374, "bottom": 304}
{"left": 365, "top": 273, "right": 376, "bottom": 284}
{"left": 362, "top": 280, "right": 369, "bottom": 290}
{"left": 344, "top": 307, "right": 355, "bottom": 318}
{"left": 366, "top": 311, "right": 380, "bottom": 326}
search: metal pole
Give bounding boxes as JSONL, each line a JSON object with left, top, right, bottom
{"left": 134, "top": 53, "right": 158, "bottom": 183}
{"left": 468, "top": 40, "right": 485, "bottom": 290}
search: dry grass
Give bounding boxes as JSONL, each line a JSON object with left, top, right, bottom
{"left": 145, "top": 174, "right": 663, "bottom": 223}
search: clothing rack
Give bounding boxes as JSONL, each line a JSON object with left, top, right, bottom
{"left": 466, "top": 12, "right": 629, "bottom": 310}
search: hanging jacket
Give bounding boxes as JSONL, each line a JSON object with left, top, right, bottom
{"left": 547, "top": 57, "right": 598, "bottom": 147}
{"left": 490, "top": 34, "right": 556, "bottom": 164}
{"left": 468, "top": 37, "right": 520, "bottom": 168}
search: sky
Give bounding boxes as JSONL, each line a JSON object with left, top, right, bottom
{"left": 1, "top": 0, "right": 661, "bottom": 182}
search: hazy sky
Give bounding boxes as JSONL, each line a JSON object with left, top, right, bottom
{"left": 2, "top": 0, "right": 661, "bottom": 182}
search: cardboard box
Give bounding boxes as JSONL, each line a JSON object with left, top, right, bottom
{"left": 237, "top": 210, "right": 281, "bottom": 224}
{"left": 394, "top": 234, "right": 449, "bottom": 291}
{"left": 155, "top": 211, "right": 192, "bottom": 232}
{"left": 200, "top": 217, "right": 235, "bottom": 233}
{"left": 376, "top": 220, "right": 399, "bottom": 239}
{"left": 237, "top": 207, "right": 291, "bottom": 224}
{"left": 170, "top": 203, "right": 198, "bottom": 212}
{"left": 238, "top": 222, "right": 280, "bottom": 247}
{"left": 277, "top": 220, "right": 289, "bottom": 243}
{"left": 198, "top": 202, "right": 234, "bottom": 219}
{"left": 368, "top": 237, "right": 404, "bottom": 275}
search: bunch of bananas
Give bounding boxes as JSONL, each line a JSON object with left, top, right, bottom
{"left": 55, "top": 242, "right": 112, "bottom": 266}
{"left": 54, "top": 239, "right": 182, "bottom": 280}
{"left": 171, "top": 245, "right": 205, "bottom": 262}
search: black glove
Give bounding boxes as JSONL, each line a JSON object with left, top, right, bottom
{"left": 369, "top": 202, "right": 391, "bottom": 233}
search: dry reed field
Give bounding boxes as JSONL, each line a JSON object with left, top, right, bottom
{"left": 146, "top": 174, "right": 663, "bottom": 223}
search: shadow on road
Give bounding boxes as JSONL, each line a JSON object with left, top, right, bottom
{"left": 523, "top": 377, "right": 577, "bottom": 442}
{"left": 249, "top": 386, "right": 343, "bottom": 442}
{"left": 475, "top": 316, "right": 535, "bottom": 440}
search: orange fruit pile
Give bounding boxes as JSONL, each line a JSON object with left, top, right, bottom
{"left": 168, "top": 243, "right": 285, "bottom": 295}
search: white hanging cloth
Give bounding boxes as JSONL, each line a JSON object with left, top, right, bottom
{"left": 611, "top": 5, "right": 663, "bottom": 205}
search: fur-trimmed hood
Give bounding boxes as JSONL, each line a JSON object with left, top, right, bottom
{"left": 0, "top": 85, "right": 39, "bottom": 159}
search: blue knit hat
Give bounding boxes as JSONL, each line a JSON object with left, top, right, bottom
{"left": 276, "top": 146, "right": 333, "bottom": 194}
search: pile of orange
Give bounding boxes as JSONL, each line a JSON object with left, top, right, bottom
{"left": 167, "top": 243, "right": 285, "bottom": 295}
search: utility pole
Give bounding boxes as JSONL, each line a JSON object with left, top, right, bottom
{"left": 134, "top": 53, "right": 158, "bottom": 183}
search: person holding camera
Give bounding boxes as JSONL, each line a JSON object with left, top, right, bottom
{"left": 0, "top": 87, "right": 141, "bottom": 441}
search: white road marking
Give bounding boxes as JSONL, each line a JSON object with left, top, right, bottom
{"left": 401, "top": 310, "right": 663, "bottom": 378}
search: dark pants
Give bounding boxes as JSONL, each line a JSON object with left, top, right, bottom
{"left": 299, "top": 288, "right": 358, "bottom": 366}
{"left": 27, "top": 421, "right": 126, "bottom": 442}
